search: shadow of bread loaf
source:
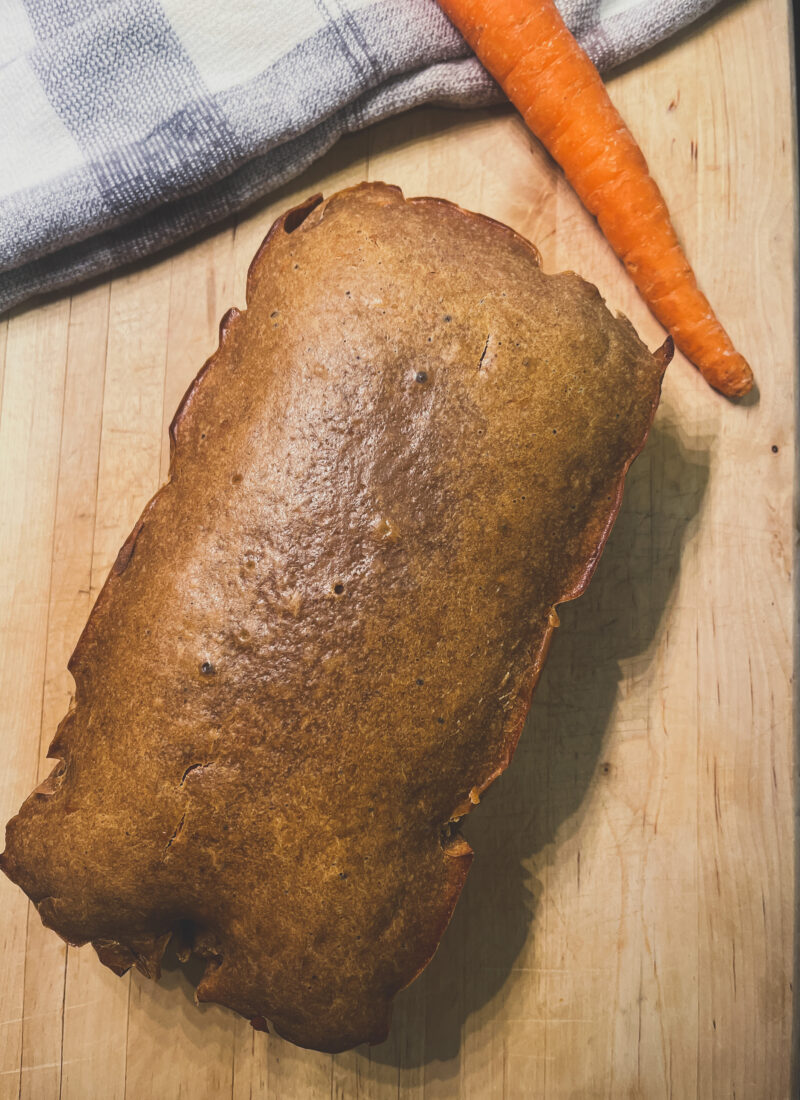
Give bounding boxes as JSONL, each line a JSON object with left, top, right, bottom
{"left": 1, "top": 182, "right": 670, "bottom": 1053}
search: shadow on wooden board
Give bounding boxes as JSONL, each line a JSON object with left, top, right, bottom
{"left": 364, "top": 413, "right": 710, "bottom": 1072}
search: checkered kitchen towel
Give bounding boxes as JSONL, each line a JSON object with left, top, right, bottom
{"left": 1, "top": 0, "right": 721, "bottom": 315}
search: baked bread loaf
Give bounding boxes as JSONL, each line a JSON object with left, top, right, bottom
{"left": 2, "top": 183, "right": 669, "bottom": 1052}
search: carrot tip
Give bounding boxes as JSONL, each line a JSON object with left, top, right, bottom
{"left": 726, "top": 370, "right": 756, "bottom": 400}
{"left": 703, "top": 358, "right": 754, "bottom": 399}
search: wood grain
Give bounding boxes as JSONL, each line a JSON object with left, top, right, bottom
{"left": 0, "top": 0, "right": 795, "bottom": 1095}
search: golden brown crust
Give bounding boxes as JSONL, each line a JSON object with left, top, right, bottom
{"left": 1, "top": 182, "right": 668, "bottom": 1052}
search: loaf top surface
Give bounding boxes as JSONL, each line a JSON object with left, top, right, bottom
{"left": 2, "top": 182, "right": 666, "bottom": 1052}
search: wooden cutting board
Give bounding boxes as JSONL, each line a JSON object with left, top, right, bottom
{"left": 0, "top": 0, "right": 795, "bottom": 1096}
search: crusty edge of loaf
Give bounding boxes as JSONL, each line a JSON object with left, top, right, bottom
{"left": 396, "top": 338, "right": 669, "bottom": 1016}
{"left": 0, "top": 191, "right": 335, "bottom": 989}
{"left": 394, "top": 334, "right": 672, "bottom": 1020}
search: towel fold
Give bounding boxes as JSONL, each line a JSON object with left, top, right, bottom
{"left": 0, "top": 0, "right": 721, "bottom": 314}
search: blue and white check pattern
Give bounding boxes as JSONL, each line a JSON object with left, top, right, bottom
{"left": 0, "top": 0, "right": 720, "bottom": 314}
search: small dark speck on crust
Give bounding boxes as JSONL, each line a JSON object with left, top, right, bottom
{"left": 416, "top": 678, "right": 424, "bottom": 686}
{"left": 437, "top": 717, "right": 445, "bottom": 725}
{"left": 772, "top": 445, "right": 779, "bottom": 453}
{"left": 339, "top": 871, "right": 348, "bottom": 880}
{"left": 415, "top": 371, "right": 428, "bottom": 384}
{"left": 200, "top": 661, "right": 215, "bottom": 675}
{"left": 443, "top": 314, "right": 452, "bottom": 322}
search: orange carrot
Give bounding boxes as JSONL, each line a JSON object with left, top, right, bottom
{"left": 437, "top": 0, "right": 754, "bottom": 397}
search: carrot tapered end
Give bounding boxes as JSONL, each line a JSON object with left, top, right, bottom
{"left": 699, "top": 351, "right": 754, "bottom": 399}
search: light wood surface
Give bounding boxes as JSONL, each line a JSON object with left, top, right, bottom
{"left": 0, "top": 0, "right": 796, "bottom": 1096}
